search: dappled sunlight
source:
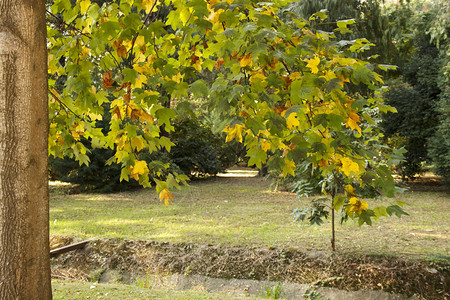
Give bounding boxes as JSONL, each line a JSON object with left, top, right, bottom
{"left": 217, "top": 169, "right": 259, "bottom": 178}
{"left": 49, "top": 176, "right": 449, "bottom": 258}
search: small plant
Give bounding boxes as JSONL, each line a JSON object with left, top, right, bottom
{"left": 303, "top": 288, "right": 326, "bottom": 300}
{"left": 264, "top": 282, "right": 283, "bottom": 299}
{"left": 135, "top": 273, "right": 152, "bottom": 289}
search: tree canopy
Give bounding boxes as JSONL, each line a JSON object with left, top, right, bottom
{"left": 47, "top": 0, "right": 406, "bottom": 225}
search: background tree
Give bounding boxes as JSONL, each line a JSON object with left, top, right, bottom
{"left": 426, "top": 0, "right": 450, "bottom": 180}
{"left": 381, "top": 0, "right": 449, "bottom": 179}
{"left": 0, "top": 0, "right": 51, "bottom": 299}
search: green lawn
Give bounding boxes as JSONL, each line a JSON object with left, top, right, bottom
{"left": 50, "top": 176, "right": 449, "bottom": 258}
{"left": 52, "top": 279, "right": 263, "bottom": 300}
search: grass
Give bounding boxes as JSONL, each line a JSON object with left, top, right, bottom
{"left": 51, "top": 279, "right": 263, "bottom": 299}
{"left": 50, "top": 176, "right": 449, "bottom": 258}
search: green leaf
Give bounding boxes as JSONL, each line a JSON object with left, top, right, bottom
{"left": 247, "top": 147, "right": 267, "bottom": 169}
{"left": 336, "top": 19, "right": 355, "bottom": 34}
{"left": 189, "top": 80, "right": 209, "bottom": 98}
{"left": 123, "top": 13, "right": 142, "bottom": 30}
{"left": 373, "top": 206, "right": 388, "bottom": 221}
{"left": 123, "top": 68, "right": 138, "bottom": 84}
{"left": 333, "top": 195, "right": 346, "bottom": 211}
{"left": 386, "top": 205, "right": 409, "bottom": 218}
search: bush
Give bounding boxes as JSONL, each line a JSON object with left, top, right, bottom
{"left": 169, "top": 117, "right": 243, "bottom": 177}
{"left": 49, "top": 147, "right": 180, "bottom": 193}
{"left": 50, "top": 146, "right": 139, "bottom": 193}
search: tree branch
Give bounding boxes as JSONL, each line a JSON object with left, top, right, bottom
{"left": 48, "top": 89, "right": 85, "bottom": 121}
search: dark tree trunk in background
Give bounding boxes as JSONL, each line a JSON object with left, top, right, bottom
{"left": 0, "top": 0, "right": 51, "bottom": 299}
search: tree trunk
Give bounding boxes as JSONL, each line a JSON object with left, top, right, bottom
{"left": 0, "top": 1, "right": 51, "bottom": 299}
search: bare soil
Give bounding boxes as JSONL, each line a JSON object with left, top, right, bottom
{"left": 50, "top": 236, "right": 449, "bottom": 299}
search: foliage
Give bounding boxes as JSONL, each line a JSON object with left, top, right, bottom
{"left": 46, "top": 0, "right": 405, "bottom": 227}
{"left": 293, "top": 198, "right": 329, "bottom": 226}
{"left": 170, "top": 116, "right": 228, "bottom": 177}
{"left": 380, "top": 1, "right": 447, "bottom": 179}
{"left": 427, "top": 0, "right": 450, "bottom": 180}
{"left": 381, "top": 83, "right": 435, "bottom": 178}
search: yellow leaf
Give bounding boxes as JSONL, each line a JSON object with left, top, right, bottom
{"left": 346, "top": 112, "right": 361, "bottom": 134}
{"left": 180, "top": 7, "right": 191, "bottom": 25}
{"left": 286, "top": 112, "right": 300, "bottom": 129}
{"left": 289, "top": 72, "right": 302, "bottom": 80}
{"left": 131, "top": 136, "right": 145, "bottom": 151}
{"left": 130, "top": 160, "right": 148, "bottom": 180}
{"left": 223, "top": 124, "right": 245, "bottom": 143}
{"left": 305, "top": 56, "right": 320, "bottom": 74}
{"left": 250, "top": 72, "right": 266, "bottom": 84}
{"left": 209, "top": 8, "right": 224, "bottom": 23}
{"left": 79, "top": 0, "right": 91, "bottom": 14}
{"left": 139, "top": 111, "right": 154, "bottom": 123}
{"left": 282, "top": 158, "right": 296, "bottom": 177}
{"left": 134, "top": 62, "right": 149, "bottom": 74}
{"left": 339, "top": 157, "right": 360, "bottom": 176}
{"left": 319, "top": 70, "right": 336, "bottom": 81}
{"left": 344, "top": 184, "right": 356, "bottom": 197}
{"left": 240, "top": 53, "right": 253, "bottom": 68}
{"left": 159, "top": 188, "right": 174, "bottom": 206}
{"left": 132, "top": 74, "right": 147, "bottom": 89}
{"left": 348, "top": 197, "right": 368, "bottom": 215}
{"left": 261, "top": 141, "right": 271, "bottom": 152}
{"left": 80, "top": 46, "right": 90, "bottom": 58}
{"left": 142, "top": 0, "right": 156, "bottom": 13}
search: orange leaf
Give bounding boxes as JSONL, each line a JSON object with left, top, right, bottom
{"left": 214, "top": 57, "right": 225, "bottom": 70}
{"left": 102, "top": 71, "right": 113, "bottom": 90}
{"left": 112, "top": 107, "right": 121, "bottom": 119}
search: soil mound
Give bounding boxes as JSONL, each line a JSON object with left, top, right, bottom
{"left": 50, "top": 237, "right": 448, "bottom": 299}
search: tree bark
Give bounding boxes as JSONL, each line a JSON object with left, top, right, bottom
{"left": 0, "top": 1, "right": 51, "bottom": 299}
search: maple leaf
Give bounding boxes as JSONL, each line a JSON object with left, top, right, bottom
{"left": 190, "top": 54, "right": 200, "bottom": 65}
{"left": 289, "top": 72, "right": 302, "bottom": 80}
{"left": 102, "top": 71, "right": 113, "bottom": 90}
{"left": 131, "top": 136, "right": 145, "bottom": 151}
{"left": 286, "top": 112, "right": 300, "bottom": 129}
{"left": 348, "top": 197, "right": 368, "bottom": 215}
{"left": 129, "top": 160, "right": 148, "bottom": 180}
{"left": 79, "top": 0, "right": 91, "bottom": 14}
{"left": 112, "top": 107, "right": 122, "bottom": 119}
{"left": 339, "top": 157, "right": 360, "bottom": 176}
{"left": 305, "top": 56, "right": 320, "bottom": 74}
{"left": 139, "top": 110, "right": 154, "bottom": 123}
{"left": 132, "top": 74, "right": 147, "bottom": 89}
{"left": 282, "top": 158, "right": 296, "bottom": 177}
{"left": 240, "top": 53, "right": 253, "bottom": 68}
{"left": 250, "top": 72, "right": 266, "bottom": 84}
{"left": 318, "top": 158, "right": 329, "bottom": 167}
{"left": 142, "top": 0, "right": 156, "bottom": 13}
{"left": 159, "top": 188, "right": 174, "bottom": 206}
{"left": 261, "top": 141, "right": 271, "bottom": 152}
{"left": 214, "top": 57, "right": 225, "bottom": 70}
{"left": 345, "top": 184, "right": 356, "bottom": 198}
{"left": 346, "top": 112, "right": 361, "bottom": 134}
{"left": 113, "top": 40, "right": 127, "bottom": 58}
{"left": 223, "top": 124, "right": 245, "bottom": 143}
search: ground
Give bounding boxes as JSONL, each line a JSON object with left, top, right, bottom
{"left": 49, "top": 170, "right": 449, "bottom": 299}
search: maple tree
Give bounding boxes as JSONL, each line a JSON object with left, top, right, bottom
{"left": 47, "top": 0, "right": 407, "bottom": 250}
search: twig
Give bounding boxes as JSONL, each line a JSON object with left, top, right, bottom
{"left": 48, "top": 89, "right": 85, "bottom": 121}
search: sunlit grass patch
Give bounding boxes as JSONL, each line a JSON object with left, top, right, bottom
{"left": 50, "top": 176, "right": 449, "bottom": 258}
{"left": 52, "top": 279, "right": 258, "bottom": 300}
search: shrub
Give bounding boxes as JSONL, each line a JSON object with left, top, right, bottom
{"left": 169, "top": 117, "right": 242, "bottom": 177}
